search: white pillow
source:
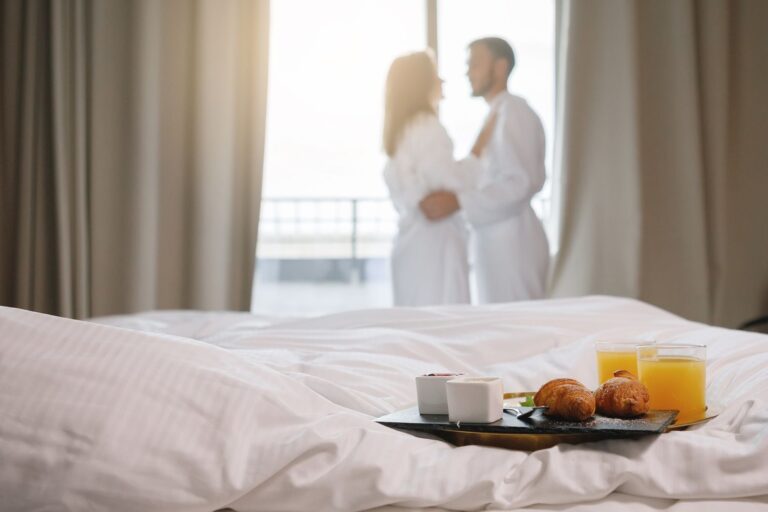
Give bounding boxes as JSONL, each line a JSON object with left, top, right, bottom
{"left": 0, "top": 306, "right": 329, "bottom": 510}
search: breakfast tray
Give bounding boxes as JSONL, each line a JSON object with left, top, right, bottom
{"left": 375, "top": 392, "right": 681, "bottom": 451}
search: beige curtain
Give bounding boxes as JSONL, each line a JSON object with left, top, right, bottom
{"left": 1, "top": 0, "right": 269, "bottom": 318}
{"left": 551, "top": 0, "right": 768, "bottom": 327}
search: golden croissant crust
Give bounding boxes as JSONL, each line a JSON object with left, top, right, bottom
{"left": 595, "top": 370, "right": 650, "bottom": 418}
{"left": 534, "top": 378, "right": 596, "bottom": 421}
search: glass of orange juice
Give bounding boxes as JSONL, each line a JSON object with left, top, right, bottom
{"left": 637, "top": 344, "right": 706, "bottom": 423}
{"left": 595, "top": 340, "right": 653, "bottom": 384}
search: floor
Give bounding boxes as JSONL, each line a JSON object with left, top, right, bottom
{"left": 250, "top": 281, "right": 393, "bottom": 317}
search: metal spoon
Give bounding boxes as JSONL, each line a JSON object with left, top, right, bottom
{"left": 504, "top": 406, "right": 548, "bottom": 420}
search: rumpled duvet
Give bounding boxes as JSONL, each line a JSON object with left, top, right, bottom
{"left": 1, "top": 296, "right": 766, "bottom": 511}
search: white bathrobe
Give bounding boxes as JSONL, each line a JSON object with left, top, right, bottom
{"left": 383, "top": 113, "right": 481, "bottom": 307}
{"left": 458, "top": 92, "right": 550, "bottom": 303}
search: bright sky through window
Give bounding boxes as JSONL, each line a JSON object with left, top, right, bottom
{"left": 262, "top": 0, "right": 426, "bottom": 199}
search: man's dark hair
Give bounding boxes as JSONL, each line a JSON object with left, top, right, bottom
{"left": 469, "top": 37, "right": 516, "bottom": 78}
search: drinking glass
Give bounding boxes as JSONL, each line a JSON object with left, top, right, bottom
{"left": 637, "top": 343, "right": 706, "bottom": 423}
{"left": 595, "top": 340, "right": 654, "bottom": 384}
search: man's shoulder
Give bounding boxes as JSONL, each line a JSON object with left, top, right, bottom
{"left": 498, "top": 93, "right": 543, "bottom": 127}
{"left": 500, "top": 93, "right": 536, "bottom": 114}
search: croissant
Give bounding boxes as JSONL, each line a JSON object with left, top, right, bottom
{"left": 534, "top": 378, "right": 596, "bottom": 421}
{"left": 595, "top": 370, "right": 650, "bottom": 418}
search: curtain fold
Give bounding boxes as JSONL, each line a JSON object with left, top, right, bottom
{"left": 552, "top": 0, "right": 768, "bottom": 327}
{"left": 0, "top": 0, "right": 269, "bottom": 318}
{"left": 51, "top": 0, "right": 91, "bottom": 318}
{"left": 1, "top": 0, "right": 58, "bottom": 314}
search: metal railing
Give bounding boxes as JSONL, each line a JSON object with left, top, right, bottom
{"left": 257, "top": 193, "right": 552, "bottom": 261}
{"left": 257, "top": 197, "right": 398, "bottom": 260}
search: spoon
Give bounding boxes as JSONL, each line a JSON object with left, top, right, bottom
{"left": 504, "top": 406, "right": 548, "bottom": 420}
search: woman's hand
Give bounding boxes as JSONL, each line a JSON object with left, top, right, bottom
{"left": 470, "top": 111, "right": 498, "bottom": 157}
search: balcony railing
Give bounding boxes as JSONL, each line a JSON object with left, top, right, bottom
{"left": 253, "top": 194, "right": 553, "bottom": 312}
{"left": 257, "top": 197, "right": 398, "bottom": 260}
{"left": 257, "top": 193, "right": 552, "bottom": 262}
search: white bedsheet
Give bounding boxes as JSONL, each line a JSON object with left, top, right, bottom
{"left": 2, "top": 296, "right": 767, "bottom": 511}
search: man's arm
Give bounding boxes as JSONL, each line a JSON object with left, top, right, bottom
{"left": 459, "top": 104, "right": 545, "bottom": 226}
{"left": 418, "top": 112, "right": 498, "bottom": 221}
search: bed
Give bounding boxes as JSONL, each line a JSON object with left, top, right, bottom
{"left": 1, "top": 296, "right": 767, "bottom": 511}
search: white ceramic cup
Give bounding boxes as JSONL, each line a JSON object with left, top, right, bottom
{"left": 446, "top": 376, "right": 504, "bottom": 423}
{"left": 415, "top": 373, "right": 463, "bottom": 415}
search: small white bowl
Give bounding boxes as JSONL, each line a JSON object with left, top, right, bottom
{"left": 415, "top": 373, "right": 463, "bottom": 415}
{"left": 446, "top": 376, "right": 504, "bottom": 424}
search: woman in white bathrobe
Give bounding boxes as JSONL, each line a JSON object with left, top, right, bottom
{"left": 382, "top": 51, "right": 494, "bottom": 307}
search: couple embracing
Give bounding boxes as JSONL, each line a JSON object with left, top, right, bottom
{"left": 383, "top": 37, "right": 549, "bottom": 307}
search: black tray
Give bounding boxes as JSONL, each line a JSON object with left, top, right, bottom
{"left": 376, "top": 406, "right": 678, "bottom": 437}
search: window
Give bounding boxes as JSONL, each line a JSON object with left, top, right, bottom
{"left": 253, "top": 1, "right": 555, "bottom": 315}
{"left": 252, "top": 0, "right": 424, "bottom": 315}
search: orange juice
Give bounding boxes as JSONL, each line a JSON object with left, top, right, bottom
{"left": 596, "top": 350, "right": 639, "bottom": 384}
{"left": 638, "top": 355, "right": 706, "bottom": 423}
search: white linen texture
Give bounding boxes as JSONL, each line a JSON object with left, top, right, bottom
{"left": 1, "top": 296, "right": 767, "bottom": 511}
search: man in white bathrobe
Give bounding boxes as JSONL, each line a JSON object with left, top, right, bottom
{"left": 419, "top": 37, "right": 549, "bottom": 303}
